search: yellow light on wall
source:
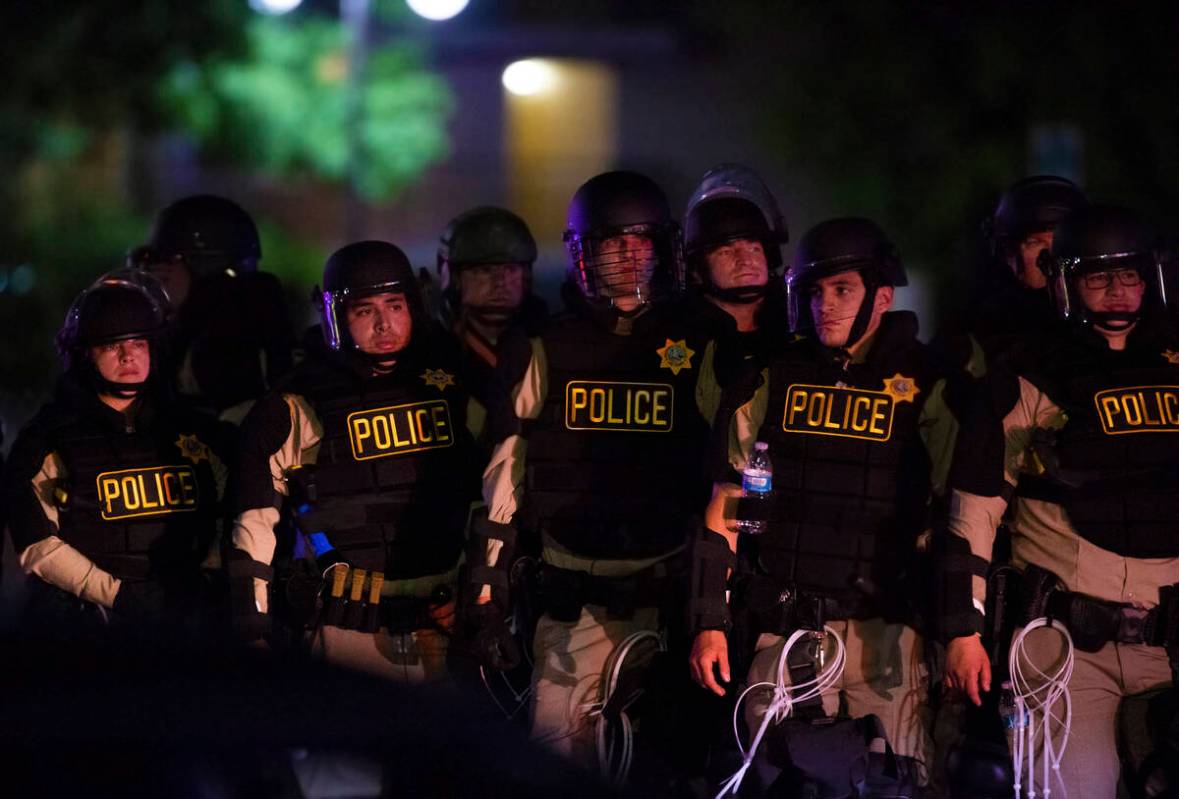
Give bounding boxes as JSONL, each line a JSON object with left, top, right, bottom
{"left": 502, "top": 59, "right": 557, "bottom": 97}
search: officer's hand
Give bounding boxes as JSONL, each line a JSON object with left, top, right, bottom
{"left": 112, "top": 580, "right": 168, "bottom": 624}
{"left": 464, "top": 604, "right": 522, "bottom": 672}
{"left": 690, "top": 630, "right": 731, "bottom": 697}
{"left": 946, "top": 634, "right": 991, "bottom": 706}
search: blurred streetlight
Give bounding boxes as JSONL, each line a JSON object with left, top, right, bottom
{"left": 249, "top": 0, "right": 304, "bottom": 14}
{"left": 406, "top": 0, "right": 469, "bottom": 21}
{"left": 502, "top": 59, "right": 557, "bottom": 96}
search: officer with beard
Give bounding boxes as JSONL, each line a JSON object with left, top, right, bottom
{"left": 689, "top": 219, "right": 959, "bottom": 794}
{"left": 942, "top": 206, "right": 1179, "bottom": 798}
{"left": 3, "top": 271, "right": 228, "bottom": 634}
{"left": 681, "top": 163, "right": 790, "bottom": 391}
{"left": 436, "top": 206, "right": 549, "bottom": 447}
{"left": 460, "top": 171, "right": 719, "bottom": 776}
{"left": 130, "top": 194, "right": 295, "bottom": 424}
{"left": 227, "top": 241, "right": 479, "bottom": 682}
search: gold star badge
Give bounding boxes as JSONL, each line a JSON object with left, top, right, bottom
{"left": 1162, "top": 350, "right": 1179, "bottom": 364}
{"left": 656, "top": 338, "right": 696, "bottom": 375}
{"left": 881, "top": 373, "right": 920, "bottom": 404}
{"left": 421, "top": 368, "right": 456, "bottom": 391}
{"left": 175, "top": 433, "right": 210, "bottom": 465}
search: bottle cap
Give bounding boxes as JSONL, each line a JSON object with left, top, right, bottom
{"left": 754, "top": 441, "right": 769, "bottom": 451}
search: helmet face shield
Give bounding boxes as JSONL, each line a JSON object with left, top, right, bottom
{"left": 1047, "top": 251, "right": 1161, "bottom": 326}
{"left": 565, "top": 222, "right": 684, "bottom": 308}
{"left": 318, "top": 280, "right": 411, "bottom": 352}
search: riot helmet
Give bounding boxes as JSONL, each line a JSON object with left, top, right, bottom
{"left": 57, "top": 270, "right": 170, "bottom": 396}
{"left": 437, "top": 206, "right": 536, "bottom": 322}
{"left": 990, "top": 176, "right": 1089, "bottom": 256}
{"left": 1040, "top": 205, "right": 1165, "bottom": 331}
{"left": 317, "top": 240, "right": 422, "bottom": 352}
{"left": 786, "top": 218, "right": 906, "bottom": 347}
{"left": 563, "top": 170, "right": 683, "bottom": 311}
{"left": 129, "top": 194, "right": 262, "bottom": 282}
{"left": 684, "top": 163, "right": 786, "bottom": 303}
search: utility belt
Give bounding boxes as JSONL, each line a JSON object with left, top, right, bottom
{"left": 737, "top": 574, "right": 880, "bottom": 636}
{"left": 540, "top": 561, "right": 679, "bottom": 623}
{"left": 318, "top": 565, "right": 454, "bottom": 635}
{"left": 1015, "top": 565, "right": 1179, "bottom": 653}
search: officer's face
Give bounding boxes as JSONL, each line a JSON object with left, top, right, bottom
{"left": 807, "top": 270, "right": 893, "bottom": 349}
{"left": 90, "top": 339, "right": 151, "bottom": 385}
{"left": 705, "top": 238, "right": 768, "bottom": 290}
{"left": 596, "top": 234, "right": 656, "bottom": 300}
{"left": 1011, "top": 232, "right": 1053, "bottom": 290}
{"left": 1075, "top": 267, "right": 1146, "bottom": 318}
{"left": 345, "top": 292, "right": 413, "bottom": 357}
{"left": 457, "top": 262, "right": 527, "bottom": 311}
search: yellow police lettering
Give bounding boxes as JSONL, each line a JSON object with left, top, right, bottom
{"left": 97, "top": 465, "right": 200, "bottom": 520}
{"left": 782, "top": 384, "right": 894, "bottom": 442}
{"left": 564, "top": 381, "right": 674, "bottom": 432}
{"left": 1094, "top": 387, "right": 1179, "bottom": 434}
{"left": 347, "top": 400, "right": 454, "bottom": 460}
{"left": 101, "top": 477, "right": 121, "bottom": 515}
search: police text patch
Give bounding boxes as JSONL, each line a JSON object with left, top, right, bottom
{"left": 1094, "top": 387, "right": 1179, "bottom": 435}
{"left": 348, "top": 400, "right": 454, "bottom": 460}
{"left": 782, "top": 384, "right": 894, "bottom": 442}
{"left": 565, "top": 381, "right": 674, "bottom": 432}
{"left": 97, "top": 466, "right": 200, "bottom": 521}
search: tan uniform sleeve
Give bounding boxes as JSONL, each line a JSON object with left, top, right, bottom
{"left": 947, "top": 376, "right": 1063, "bottom": 607}
{"left": 18, "top": 452, "right": 121, "bottom": 609}
{"left": 726, "top": 369, "right": 770, "bottom": 479}
{"left": 918, "top": 377, "right": 960, "bottom": 499}
{"left": 230, "top": 393, "right": 323, "bottom": 613}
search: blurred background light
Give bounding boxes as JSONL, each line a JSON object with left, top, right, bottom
{"left": 405, "top": 0, "right": 469, "bottom": 21}
{"left": 248, "top": 0, "right": 303, "bottom": 15}
{"left": 502, "top": 59, "right": 557, "bottom": 96}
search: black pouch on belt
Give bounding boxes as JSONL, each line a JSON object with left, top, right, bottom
{"left": 540, "top": 566, "right": 586, "bottom": 623}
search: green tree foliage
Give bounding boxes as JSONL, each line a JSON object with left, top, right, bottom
{"left": 161, "top": 15, "right": 453, "bottom": 200}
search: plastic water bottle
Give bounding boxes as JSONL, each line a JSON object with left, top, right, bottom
{"left": 998, "top": 680, "right": 1028, "bottom": 752}
{"left": 737, "top": 442, "right": 773, "bottom": 535}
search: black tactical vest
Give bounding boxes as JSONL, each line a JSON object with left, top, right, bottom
{"left": 1016, "top": 324, "right": 1179, "bottom": 558}
{"left": 290, "top": 349, "right": 478, "bottom": 578}
{"left": 746, "top": 313, "right": 941, "bottom": 607}
{"left": 53, "top": 403, "right": 221, "bottom": 585}
{"left": 521, "top": 309, "right": 713, "bottom": 559}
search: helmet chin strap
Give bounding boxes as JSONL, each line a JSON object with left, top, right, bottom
{"left": 1089, "top": 310, "right": 1138, "bottom": 332}
{"left": 93, "top": 377, "right": 147, "bottom": 398}
{"left": 463, "top": 303, "right": 518, "bottom": 329}
{"left": 703, "top": 282, "right": 767, "bottom": 305}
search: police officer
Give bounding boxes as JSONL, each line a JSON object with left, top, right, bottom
{"left": 436, "top": 206, "right": 548, "bottom": 445}
{"left": 130, "top": 194, "right": 295, "bottom": 423}
{"left": 462, "top": 171, "right": 720, "bottom": 772}
{"left": 227, "top": 241, "right": 479, "bottom": 682}
{"left": 945, "top": 176, "right": 1089, "bottom": 377}
{"left": 682, "top": 163, "right": 790, "bottom": 388}
{"left": 942, "top": 206, "right": 1179, "bottom": 797}
{"left": 689, "top": 218, "right": 959, "bottom": 791}
{"left": 3, "top": 271, "right": 228, "bottom": 633}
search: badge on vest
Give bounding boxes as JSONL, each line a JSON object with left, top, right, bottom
{"left": 782, "top": 383, "right": 896, "bottom": 442}
{"left": 175, "top": 433, "right": 211, "bottom": 464}
{"left": 656, "top": 339, "right": 695, "bottom": 375}
{"left": 565, "top": 380, "right": 674, "bottom": 432}
{"left": 347, "top": 400, "right": 454, "bottom": 460}
{"left": 1094, "top": 386, "right": 1179, "bottom": 434}
{"left": 420, "top": 368, "right": 456, "bottom": 391}
{"left": 96, "top": 466, "right": 200, "bottom": 521}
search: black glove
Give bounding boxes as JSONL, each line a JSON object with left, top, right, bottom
{"left": 463, "top": 603, "right": 522, "bottom": 672}
{"left": 225, "top": 550, "right": 274, "bottom": 642}
{"left": 111, "top": 580, "right": 168, "bottom": 624}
